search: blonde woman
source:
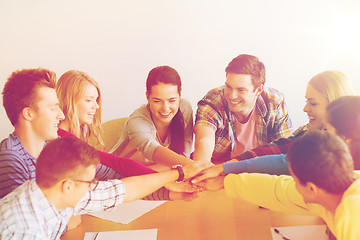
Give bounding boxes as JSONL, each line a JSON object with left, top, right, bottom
{"left": 56, "top": 70, "right": 158, "bottom": 178}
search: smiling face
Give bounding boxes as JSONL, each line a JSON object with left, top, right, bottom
{"left": 31, "top": 87, "right": 65, "bottom": 141}
{"left": 76, "top": 83, "right": 100, "bottom": 126}
{"left": 224, "top": 74, "right": 263, "bottom": 121}
{"left": 147, "top": 83, "right": 180, "bottom": 127}
{"left": 303, "top": 84, "right": 329, "bottom": 130}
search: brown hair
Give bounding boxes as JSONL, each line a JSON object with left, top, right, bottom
{"left": 287, "top": 130, "right": 355, "bottom": 194}
{"left": 2, "top": 68, "right": 56, "bottom": 126}
{"left": 36, "top": 137, "right": 100, "bottom": 188}
{"left": 326, "top": 96, "right": 360, "bottom": 169}
{"left": 225, "top": 54, "right": 265, "bottom": 89}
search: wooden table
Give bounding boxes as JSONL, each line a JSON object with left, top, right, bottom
{"left": 61, "top": 189, "right": 324, "bottom": 240}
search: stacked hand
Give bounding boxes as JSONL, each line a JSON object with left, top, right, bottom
{"left": 190, "top": 163, "right": 226, "bottom": 191}
{"left": 182, "top": 161, "right": 213, "bottom": 180}
{"left": 167, "top": 161, "right": 228, "bottom": 200}
{"left": 191, "top": 164, "right": 224, "bottom": 183}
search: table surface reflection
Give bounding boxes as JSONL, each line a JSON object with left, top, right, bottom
{"left": 61, "top": 189, "right": 324, "bottom": 240}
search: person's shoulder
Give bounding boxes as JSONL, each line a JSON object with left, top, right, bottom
{"left": 127, "top": 104, "right": 153, "bottom": 124}
{"left": 202, "top": 86, "right": 225, "bottom": 99}
{"left": 261, "top": 87, "right": 286, "bottom": 99}
{"left": 336, "top": 174, "right": 360, "bottom": 224}
{"left": 180, "top": 98, "right": 192, "bottom": 111}
{"left": 198, "top": 86, "right": 226, "bottom": 109}
{"left": 1, "top": 180, "right": 32, "bottom": 200}
{"left": 0, "top": 133, "right": 15, "bottom": 151}
{"left": 128, "top": 104, "right": 150, "bottom": 118}
{"left": 260, "top": 87, "right": 287, "bottom": 106}
{"left": 125, "top": 105, "right": 157, "bottom": 132}
{"left": 0, "top": 182, "right": 31, "bottom": 219}
{"left": 0, "top": 134, "right": 24, "bottom": 162}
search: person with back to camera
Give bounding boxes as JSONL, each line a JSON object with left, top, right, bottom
{"left": 195, "top": 130, "right": 360, "bottom": 240}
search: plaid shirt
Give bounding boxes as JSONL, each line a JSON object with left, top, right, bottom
{"left": 234, "top": 124, "right": 310, "bottom": 161}
{"left": 0, "top": 179, "right": 125, "bottom": 240}
{"left": 195, "top": 86, "right": 293, "bottom": 164}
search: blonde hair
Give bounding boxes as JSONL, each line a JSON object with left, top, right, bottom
{"left": 308, "top": 70, "right": 354, "bottom": 102}
{"left": 56, "top": 70, "right": 104, "bottom": 147}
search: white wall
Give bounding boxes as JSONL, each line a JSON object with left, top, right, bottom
{"left": 1, "top": 0, "right": 360, "bottom": 140}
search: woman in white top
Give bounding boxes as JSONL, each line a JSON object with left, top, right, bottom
{"left": 111, "top": 66, "right": 195, "bottom": 171}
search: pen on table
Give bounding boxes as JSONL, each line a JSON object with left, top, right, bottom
{"left": 273, "top": 228, "right": 291, "bottom": 240}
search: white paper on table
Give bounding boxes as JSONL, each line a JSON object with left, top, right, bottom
{"left": 88, "top": 200, "right": 166, "bottom": 224}
{"left": 84, "top": 229, "right": 157, "bottom": 240}
{"left": 271, "top": 225, "right": 328, "bottom": 240}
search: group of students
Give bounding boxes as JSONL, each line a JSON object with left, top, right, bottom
{"left": 0, "top": 54, "right": 359, "bottom": 239}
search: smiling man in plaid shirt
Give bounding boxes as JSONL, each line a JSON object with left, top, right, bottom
{"left": 193, "top": 54, "right": 293, "bottom": 164}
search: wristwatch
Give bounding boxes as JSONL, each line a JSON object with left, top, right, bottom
{"left": 171, "top": 165, "right": 184, "bottom": 183}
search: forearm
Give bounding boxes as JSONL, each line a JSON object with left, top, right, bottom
{"left": 223, "top": 154, "right": 289, "bottom": 175}
{"left": 235, "top": 141, "right": 292, "bottom": 161}
{"left": 98, "top": 150, "right": 157, "bottom": 176}
{"left": 193, "top": 125, "right": 216, "bottom": 162}
{"left": 0, "top": 161, "right": 29, "bottom": 198}
{"left": 192, "top": 138, "right": 215, "bottom": 162}
{"left": 152, "top": 146, "right": 193, "bottom": 167}
{"left": 122, "top": 171, "right": 179, "bottom": 202}
{"left": 142, "top": 187, "right": 170, "bottom": 200}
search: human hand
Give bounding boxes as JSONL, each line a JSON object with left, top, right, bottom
{"left": 182, "top": 161, "right": 213, "bottom": 180}
{"left": 191, "top": 164, "right": 224, "bottom": 184}
{"left": 165, "top": 180, "right": 202, "bottom": 193}
{"left": 169, "top": 189, "right": 202, "bottom": 201}
{"left": 193, "top": 176, "right": 225, "bottom": 191}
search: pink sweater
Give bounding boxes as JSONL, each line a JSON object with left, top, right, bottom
{"left": 57, "top": 128, "right": 157, "bottom": 176}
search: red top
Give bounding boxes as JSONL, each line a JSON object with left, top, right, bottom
{"left": 57, "top": 128, "right": 157, "bottom": 176}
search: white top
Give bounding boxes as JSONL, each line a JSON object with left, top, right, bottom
{"left": 110, "top": 99, "right": 193, "bottom": 166}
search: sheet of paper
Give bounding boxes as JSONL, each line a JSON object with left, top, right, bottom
{"left": 88, "top": 200, "right": 166, "bottom": 224}
{"left": 271, "top": 225, "right": 328, "bottom": 240}
{"left": 84, "top": 229, "right": 157, "bottom": 240}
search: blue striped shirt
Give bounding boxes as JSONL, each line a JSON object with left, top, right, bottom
{"left": 0, "top": 133, "right": 123, "bottom": 199}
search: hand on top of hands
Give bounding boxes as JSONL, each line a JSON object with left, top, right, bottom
{"left": 191, "top": 176, "right": 226, "bottom": 191}
{"left": 190, "top": 164, "right": 224, "bottom": 184}
{"left": 182, "top": 161, "right": 213, "bottom": 180}
{"left": 170, "top": 161, "right": 227, "bottom": 195}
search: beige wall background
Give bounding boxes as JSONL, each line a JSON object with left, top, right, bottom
{"left": 1, "top": 0, "right": 360, "bottom": 140}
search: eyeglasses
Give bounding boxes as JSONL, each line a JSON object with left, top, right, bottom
{"left": 71, "top": 178, "right": 99, "bottom": 191}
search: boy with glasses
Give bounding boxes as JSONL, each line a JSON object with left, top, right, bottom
{"left": 0, "top": 137, "right": 204, "bottom": 239}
